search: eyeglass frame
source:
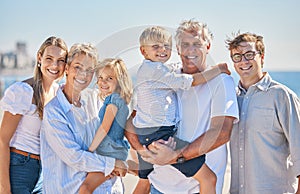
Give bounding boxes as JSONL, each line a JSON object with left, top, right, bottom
{"left": 231, "top": 51, "right": 260, "bottom": 63}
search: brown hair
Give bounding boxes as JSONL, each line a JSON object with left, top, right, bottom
{"left": 33, "top": 36, "right": 68, "bottom": 119}
{"left": 226, "top": 32, "right": 265, "bottom": 55}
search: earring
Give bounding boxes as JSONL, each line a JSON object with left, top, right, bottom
{"left": 37, "top": 63, "right": 41, "bottom": 67}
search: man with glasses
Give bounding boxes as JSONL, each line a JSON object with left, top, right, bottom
{"left": 226, "top": 32, "right": 300, "bottom": 194}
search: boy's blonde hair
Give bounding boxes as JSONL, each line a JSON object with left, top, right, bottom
{"left": 175, "top": 19, "right": 213, "bottom": 47}
{"left": 139, "top": 26, "right": 172, "bottom": 46}
{"left": 96, "top": 58, "right": 133, "bottom": 104}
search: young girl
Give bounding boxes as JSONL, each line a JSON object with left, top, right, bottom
{"left": 79, "top": 58, "right": 133, "bottom": 194}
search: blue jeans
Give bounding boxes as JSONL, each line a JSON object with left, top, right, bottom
{"left": 10, "top": 152, "right": 42, "bottom": 194}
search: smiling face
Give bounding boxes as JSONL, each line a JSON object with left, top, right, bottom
{"left": 65, "top": 53, "right": 95, "bottom": 93}
{"left": 140, "top": 41, "right": 172, "bottom": 63}
{"left": 97, "top": 66, "right": 118, "bottom": 97}
{"left": 38, "top": 45, "right": 67, "bottom": 82}
{"left": 231, "top": 41, "right": 264, "bottom": 88}
{"left": 177, "top": 32, "right": 209, "bottom": 74}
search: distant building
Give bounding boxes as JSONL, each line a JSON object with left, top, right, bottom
{"left": 0, "top": 41, "right": 34, "bottom": 70}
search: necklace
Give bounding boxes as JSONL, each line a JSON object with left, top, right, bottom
{"left": 73, "top": 99, "right": 81, "bottom": 107}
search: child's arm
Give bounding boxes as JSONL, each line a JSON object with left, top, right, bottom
{"left": 89, "top": 104, "right": 118, "bottom": 152}
{"left": 191, "top": 63, "right": 231, "bottom": 86}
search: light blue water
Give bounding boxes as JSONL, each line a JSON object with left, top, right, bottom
{"left": 1, "top": 71, "right": 300, "bottom": 97}
{"left": 230, "top": 71, "right": 300, "bottom": 97}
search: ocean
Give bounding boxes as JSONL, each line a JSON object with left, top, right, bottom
{"left": 1, "top": 71, "right": 300, "bottom": 98}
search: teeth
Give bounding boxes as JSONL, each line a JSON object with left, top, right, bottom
{"left": 241, "top": 66, "right": 251, "bottom": 70}
{"left": 48, "top": 69, "right": 59, "bottom": 74}
{"left": 158, "top": 54, "right": 167, "bottom": 57}
{"left": 186, "top": 56, "right": 197, "bottom": 59}
{"left": 75, "top": 78, "right": 86, "bottom": 84}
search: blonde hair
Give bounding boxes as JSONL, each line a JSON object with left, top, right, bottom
{"left": 96, "top": 58, "right": 133, "bottom": 104}
{"left": 175, "top": 19, "right": 213, "bottom": 46}
{"left": 33, "top": 36, "right": 68, "bottom": 119}
{"left": 139, "top": 26, "right": 172, "bottom": 46}
{"left": 67, "top": 43, "right": 98, "bottom": 68}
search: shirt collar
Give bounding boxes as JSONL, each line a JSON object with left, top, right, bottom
{"left": 56, "top": 85, "right": 72, "bottom": 114}
{"left": 237, "top": 72, "right": 272, "bottom": 94}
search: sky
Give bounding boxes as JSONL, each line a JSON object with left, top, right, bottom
{"left": 1, "top": 0, "right": 300, "bottom": 71}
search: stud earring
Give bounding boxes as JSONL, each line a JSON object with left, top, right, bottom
{"left": 37, "top": 63, "right": 41, "bottom": 67}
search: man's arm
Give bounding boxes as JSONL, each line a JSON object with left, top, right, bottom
{"left": 142, "top": 116, "right": 235, "bottom": 165}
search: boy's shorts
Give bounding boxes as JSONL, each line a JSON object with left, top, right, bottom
{"left": 135, "top": 125, "right": 205, "bottom": 179}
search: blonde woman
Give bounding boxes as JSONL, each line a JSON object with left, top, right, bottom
{"left": 0, "top": 36, "right": 68, "bottom": 193}
{"left": 41, "top": 46, "right": 127, "bottom": 193}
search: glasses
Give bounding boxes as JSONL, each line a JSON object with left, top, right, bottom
{"left": 231, "top": 51, "right": 260, "bottom": 63}
{"left": 71, "top": 65, "right": 95, "bottom": 75}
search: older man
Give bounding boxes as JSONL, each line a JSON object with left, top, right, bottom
{"left": 126, "top": 19, "right": 239, "bottom": 194}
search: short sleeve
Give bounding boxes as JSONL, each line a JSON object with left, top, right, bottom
{"left": 0, "top": 82, "right": 33, "bottom": 115}
{"left": 106, "top": 93, "right": 126, "bottom": 110}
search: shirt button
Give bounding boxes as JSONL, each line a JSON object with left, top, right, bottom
{"left": 240, "top": 130, "right": 243, "bottom": 133}
{"left": 240, "top": 147, "right": 243, "bottom": 151}
{"left": 242, "top": 112, "right": 245, "bottom": 115}
{"left": 240, "top": 165, "right": 243, "bottom": 168}
{"left": 241, "top": 184, "right": 244, "bottom": 188}
{"left": 145, "top": 138, "right": 149, "bottom": 142}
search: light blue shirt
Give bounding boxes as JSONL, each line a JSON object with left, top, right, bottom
{"left": 41, "top": 87, "right": 118, "bottom": 193}
{"left": 230, "top": 73, "right": 300, "bottom": 194}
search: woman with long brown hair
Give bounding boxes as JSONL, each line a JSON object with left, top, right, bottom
{"left": 0, "top": 36, "right": 68, "bottom": 193}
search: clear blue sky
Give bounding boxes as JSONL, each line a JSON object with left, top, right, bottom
{"left": 1, "top": 0, "right": 299, "bottom": 71}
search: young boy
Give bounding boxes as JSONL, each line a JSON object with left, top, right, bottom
{"left": 132, "top": 26, "right": 230, "bottom": 194}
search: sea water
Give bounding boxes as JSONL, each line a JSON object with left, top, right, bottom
{"left": 0, "top": 71, "right": 300, "bottom": 97}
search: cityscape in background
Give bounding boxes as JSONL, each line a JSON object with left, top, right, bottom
{"left": 0, "top": 42, "right": 35, "bottom": 97}
{"left": 0, "top": 42, "right": 34, "bottom": 70}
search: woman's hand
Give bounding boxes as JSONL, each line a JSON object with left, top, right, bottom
{"left": 111, "top": 160, "right": 128, "bottom": 177}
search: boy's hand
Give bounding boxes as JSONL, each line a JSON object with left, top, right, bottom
{"left": 214, "top": 63, "right": 231, "bottom": 75}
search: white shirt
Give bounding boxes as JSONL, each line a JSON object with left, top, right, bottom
{"left": 133, "top": 60, "right": 193, "bottom": 128}
{"left": 148, "top": 71, "right": 239, "bottom": 194}
{"left": 41, "top": 87, "right": 118, "bottom": 193}
{"left": 0, "top": 81, "right": 58, "bottom": 154}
